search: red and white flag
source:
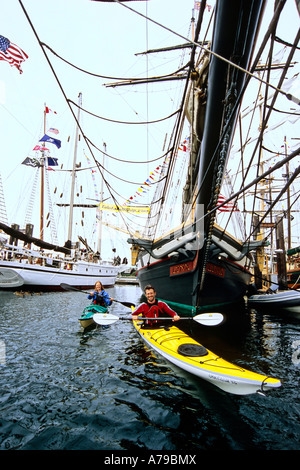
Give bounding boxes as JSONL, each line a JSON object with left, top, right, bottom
{"left": 45, "top": 106, "right": 57, "bottom": 114}
{"left": 217, "top": 194, "right": 239, "bottom": 212}
{"left": 48, "top": 128, "right": 59, "bottom": 135}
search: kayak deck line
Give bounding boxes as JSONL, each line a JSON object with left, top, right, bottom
{"left": 133, "top": 320, "right": 281, "bottom": 395}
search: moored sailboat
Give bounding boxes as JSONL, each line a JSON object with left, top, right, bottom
{"left": 0, "top": 96, "right": 121, "bottom": 290}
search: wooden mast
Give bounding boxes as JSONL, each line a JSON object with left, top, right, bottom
{"left": 67, "top": 92, "right": 82, "bottom": 245}
{"left": 40, "top": 105, "right": 46, "bottom": 240}
{"left": 97, "top": 142, "right": 105, "bottom": 256}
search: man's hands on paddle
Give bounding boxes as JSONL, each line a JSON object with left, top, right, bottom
{"left": 132, "top": 314, "right": 180, "bottom": 321}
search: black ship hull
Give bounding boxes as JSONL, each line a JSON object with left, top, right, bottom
{"left": 136, "top": 243, "right": 252, "bottom": 315}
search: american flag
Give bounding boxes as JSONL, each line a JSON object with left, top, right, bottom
{"left": 0, "top": 35, "right": 28, "bottom": 74}
{"left": 217, "top": 194, "right": 239, "bottom": 212}
{"left": 48, "top": 128, "right": 59, "bottom": 135}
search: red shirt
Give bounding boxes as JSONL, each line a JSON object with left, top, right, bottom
{"left": 133, "top": 300, "right": 177, "bottom": 325}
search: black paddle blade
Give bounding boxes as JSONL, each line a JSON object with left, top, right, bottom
{"left": 60, "top": 283, "right": 76, "bottom": 291}
{"left": 60, "top": 283, "right": 88, "bottom": 293}
{"left": 60, "top": 283, "right": 90, "bottom": 294}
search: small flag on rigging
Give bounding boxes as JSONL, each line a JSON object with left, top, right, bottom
{"left": 47, "top": 157, "right": 59, "bottom": 166}
{"left": 22, "top": 157, "right": 41, "bottom": 168}
{"left": 39, "top": 134, "right": 61, "bottom": 149}
{"left": 45, "top": 106, "right": 57, "bottom": 114}
{"left": 217, "top": 194, "right": 239, "bottom": 212}
{"left": 48, "top": 128, "right": 59, "bottom": 135}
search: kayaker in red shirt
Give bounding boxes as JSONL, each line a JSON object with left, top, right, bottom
{"left": 132, "top": 284, "right": 180, "bottom": 326}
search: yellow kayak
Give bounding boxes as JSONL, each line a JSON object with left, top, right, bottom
{"left": 133, "top": 320, "right": 281, "bottom": 396}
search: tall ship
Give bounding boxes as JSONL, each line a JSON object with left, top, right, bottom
{"left": 2, "top": 1, "right": 298, "bottom": 305}
{"left": 124, "top": 0, "right": 300, "bottom": 315}
{"left": 0, "top": 95, "right": 122, "bottom": 290}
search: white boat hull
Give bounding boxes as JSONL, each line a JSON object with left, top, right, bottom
{"left": 0, "top": 267, "right": 25, "bottom": 288}
{"left": 248, "top": 290, "right": 300, "bottom": 314}
{"left": 0, "top": 260, "right": 119, "bottom": 290}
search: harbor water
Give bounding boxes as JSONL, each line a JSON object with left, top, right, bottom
{"left": 0, "top": 284, "right": 299, "bottom": 452}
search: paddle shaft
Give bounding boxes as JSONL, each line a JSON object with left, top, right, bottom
{"left": 60, "top": 283, "right": 135, "bottom": 308}
{"left": 132, "top": 317, "right": 194, "bottom": 321}
{"left": 126, "top": 316, "right": 222, "bottom": 323}
{"left": 93, "top": 312, "right": 224, "bottom": 326}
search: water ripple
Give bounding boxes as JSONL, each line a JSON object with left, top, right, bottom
{"left": 0, "top": 287, "right": 299, "bottom": 450}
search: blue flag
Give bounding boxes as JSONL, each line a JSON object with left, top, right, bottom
{"left": 47, "top": 157, "right": 59, "bottom": 166}
{"left": 39, "top": 134, "right": 61, "bottom": 149}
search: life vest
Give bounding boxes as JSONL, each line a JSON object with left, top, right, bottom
{"left": 93, "top": 293, "right": 105, "bottom": 306}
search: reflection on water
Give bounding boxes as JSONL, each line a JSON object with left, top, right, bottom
{"left": 0, "top": 285, "right": 299, "bottom": 450}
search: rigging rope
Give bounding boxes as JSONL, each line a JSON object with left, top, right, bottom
{"left": 18, "top": 0, "right": 173, "bottom": 239}
{"left": 195, "top": 7, "right": 300, "bottom": 219}
{"left": 201, "top": 147, "right": 300, "bottom": 223}
{"left": 112, "top": 0, "right": 299, "bottom": 104}
{"left": 68, "top": 98, "right": 180, "bottom": 125}
{"left": 41, "top": 41, "right": 190, "bottom": 82}
{"left": 18, "top": 0, "right": 299, "bottom": 244}
{"left": 86, "top": 136, "right": 174, "bottom": 164}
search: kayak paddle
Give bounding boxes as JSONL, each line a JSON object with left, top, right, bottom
{"left": 59, "top": 283, "right": 136, "bottom": 308}
{"left": 93, "top": 312, "right": 224, "bottom": 327}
